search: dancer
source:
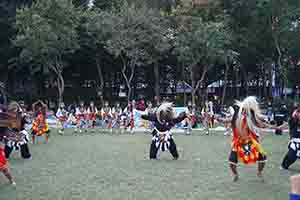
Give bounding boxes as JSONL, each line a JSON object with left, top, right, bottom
{"left": 31, "top": 100, "right": 49, "bottom": 144}
{"left": 280, "top": 103, "right": 300, "bottom": 170}
{"left": 0, "top": 103, "right": 20, "bottom": 185}
{"left": 111, "top": 102, "right": 123, "bottom": 132}
{"left": 87, "top": 101, "right": 98, "bottom": 132}
{"left": 201, "top": 101, "right": 211, "bottom": 135}
{"left": 66, "top": 109, "right": 77, "bottom": 128}
{"left": 75, "top": 101, "right": 87, "bottom": 133}
{"left": 217, "top": 97, "right": 276, "bottom": 182}
{"left": 101, "top": 101, "right": 112, "bottom": 132}
{"left": 141, "top": 102, "right": 188, "bottom": 160}
{"left": 56, "top": 102, "right": 68, "bottom": 135}
{"left": 124, "top": 100, "right": 135, "bottom": 133}
{"left": 184, "top": 101, "right": 195, "bottom": 135}
{"left": 144, "top": 101, "right": 155, "bottom": 131}
{"left": 4, "top": 102, "right": 31, "bottom": 159}
{"left": 223, "top": 105, "right": 235, "bottom": 136}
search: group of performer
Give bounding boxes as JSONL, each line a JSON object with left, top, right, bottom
{"left": 55, "top": 101, "right": 139, "bottom": 134}
{"left": 141, "top": 96, "right": 300, "bottom": 183}
{"left": 2, "top": 96, "right": 300, "bottom": 187}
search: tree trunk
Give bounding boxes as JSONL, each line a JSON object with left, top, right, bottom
{"left": 190, "top": 64, "right": 207, "bottom": 106}
{"left": 263, "top": 70, "right": 267, "bottom": 99}
{"left": 190, "top": 68, "right": 196, "bottom": 105}
{"left": 274, "top": 34, "right": 285, "bottom": 99}
{"left": 154, "top": 62, "right": 160, "bottom": 99}
{"left": 242, "top": 70, "right": 248, "bottom": 96}
{"left": 95, "top": 57, "right": 104, "bottom": 105}
{"left": 57, "top": 73, "right": 64, "bottom": 104}
{"left": 183, "top": 81, "right": 187, "bottom": 106}
{"left": 268, "top": 63, "right": 273, "bottom": 97}
{"left": 121, "top": 60, "right": 135, "bottom": 103}
{"left": 257, "top": 70, "right": 261, "bottom": 98}
{"left": 49, "top": 62, "right": 64, "bottom": 104}
{"left": 0, "top": 88, "right": 7, "bottom": 104}
{"left": 221, "top": 56, "right": 230, "bottom": 105}
{"left": 235, "top": 68, "right": 240, "bottom": 98}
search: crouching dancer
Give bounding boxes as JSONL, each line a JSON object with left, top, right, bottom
{"left": 280, "top": 103, "right": 300, "bottom": 170}
{"left": 4, "top": 116, "right": 31, "bottom": 160}
{"left": 141, "top": 102, "right": 188, "bottom": 160}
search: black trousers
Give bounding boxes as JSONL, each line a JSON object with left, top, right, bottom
{"left": 4, "top": 144, "right": 31, "bottom": 159}
{"left": 149, "top": 138, "right": 179, "bottom": 159}
{"left": 281, "top": 148, "right": 297, "bottom": 169}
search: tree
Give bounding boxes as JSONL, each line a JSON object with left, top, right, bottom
{"left": 81, "top": 9, "right": 118, "bottom": 103}
{"left": 105, "top": 4, "right": 171, "bottom": 102}
{"left": 225, "top": 0, "right": 300, "bottom": 99}
{"left": 174, "top": 19, "right": 229, "bottom": 105}
{"left": 0, "top": 1, "right": 15, "bottom": 79}
{"left": 14, "top": 0, "right": 81, "bottom": 103}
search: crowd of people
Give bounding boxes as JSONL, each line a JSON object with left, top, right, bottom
{"left": 1, "top": 96, "right": 300, "bottom": 199}
{"left": 0, "top": 98, "right": 224, "bottom": 136}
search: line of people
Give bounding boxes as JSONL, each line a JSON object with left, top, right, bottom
{"left": 56, "top": 101, "right": 145, "bottom": 134}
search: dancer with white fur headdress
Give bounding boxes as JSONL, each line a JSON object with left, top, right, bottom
{"left": 141, "top": 102, "right": 188, "bottom": 160}
{"left": 217, "top": 97, "right": 277, "bottom": 182}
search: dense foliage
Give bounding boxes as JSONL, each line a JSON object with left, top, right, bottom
{"left": 1, "top": 0, "right": 300, "bottom": 104}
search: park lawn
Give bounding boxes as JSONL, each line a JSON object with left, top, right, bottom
{"left": 0, "top": 129, "right": 298, "bottom": 200}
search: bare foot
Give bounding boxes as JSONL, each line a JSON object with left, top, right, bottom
{"left": 257, "top": 172, "right": 265, "bottom": 183}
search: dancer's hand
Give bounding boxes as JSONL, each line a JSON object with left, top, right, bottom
{"left": 277, "top": 122, "right": 288, "bottom": 131}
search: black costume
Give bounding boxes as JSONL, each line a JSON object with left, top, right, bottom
{"left": 4, "top": 117, "right": 31, "bottom": 159}
{"left": 281, "top": 109, "right": 300, "bottom": 169}
{"left": 141, "top": 112, "right": 187, "bottom": 160}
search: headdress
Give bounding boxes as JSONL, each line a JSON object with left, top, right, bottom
{"left": 235, "top": 96, "right": 262, "bottom": 138}
{"left": 156, "top": 102, "right": 175, "bottom": 124}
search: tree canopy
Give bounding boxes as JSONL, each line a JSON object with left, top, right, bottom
{"left": 1, "top": 0, "right": 299, "bottom": 105}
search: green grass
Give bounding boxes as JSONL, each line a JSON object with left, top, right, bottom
{"left": 0, "top": 129, "right": 298, "bottom": 200}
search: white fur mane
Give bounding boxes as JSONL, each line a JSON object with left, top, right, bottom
{"left": 235, "top": 96, "right": 262, "bottom": 137}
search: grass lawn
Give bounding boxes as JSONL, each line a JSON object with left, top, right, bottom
{"left": 0, "top": 129, "right": 298, "bottom": 200}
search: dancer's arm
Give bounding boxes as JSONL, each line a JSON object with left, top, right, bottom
{"left": 32, "top": 100, "right": 47, "bottom": 112}
{"left": 256, "top": 118, "right": 276, "bottom": 129}
{"left": 173, "top": 112, "right": 187, "bottom": 124}
{"left": 215, "top": 115, "right": 232, "bottom": 124}
{"left": 141, "top": 114, "right": 156, "bottom": 122}
{"left": 277, "top": 122, "right": 289, "bottom": 130}
{"left": 31, "top": 101, "right": 39, "bottom": 112}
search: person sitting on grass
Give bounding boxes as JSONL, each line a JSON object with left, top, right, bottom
{"left": 141, "top": 102, "right": 189, "bottom": 160}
